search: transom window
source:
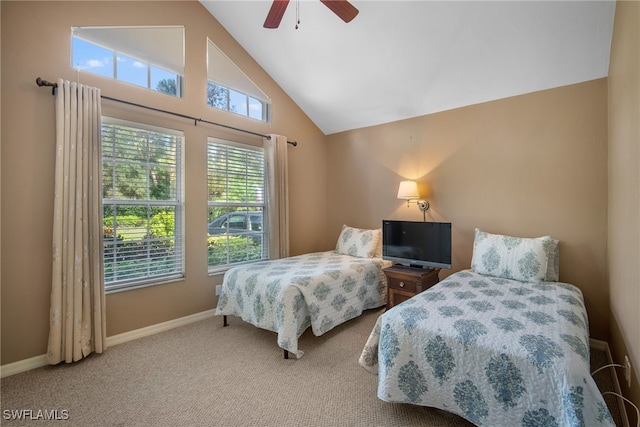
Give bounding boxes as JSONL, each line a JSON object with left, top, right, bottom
{"left": 207, "top": 138, "right": 268, "bottom": 273}
{"left": 207, "top": 39, "right": 271, "bottom": 122}
{"left": 72, "top": 26, "right": 184, "bottom": 97}
{"left": 102, "top": 118, "right": 185, "bottom": 292}
{"left": 207, "top": 82, "right": 269, "bottom": 121}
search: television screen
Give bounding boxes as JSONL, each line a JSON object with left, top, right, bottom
{"left": 382, "top": 220, "right": 452, "bottom": 269}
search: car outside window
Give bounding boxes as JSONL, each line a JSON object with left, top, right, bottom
{"left": 228, "top": 214, "right": 247, "bottom": 231}
{"left": 249, "top": 215, "right": 262, "bottom": 232}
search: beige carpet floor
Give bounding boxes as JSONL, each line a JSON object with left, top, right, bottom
{"left": 0, "top": 307, "right": 622, "bottom": 427}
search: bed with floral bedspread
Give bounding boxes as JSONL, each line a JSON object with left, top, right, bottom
{"left": 359, "top": 269, "right": 614, "bottom": 426}
{"left": 215, "top": 249, "right": 390, "bottom": 358}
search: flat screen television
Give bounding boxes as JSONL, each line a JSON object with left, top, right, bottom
{"left": 382, "top": 220, "right": 452, "bottom": 270}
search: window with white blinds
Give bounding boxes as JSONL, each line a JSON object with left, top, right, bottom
{"left": 102, "top": 118, "right": 185, "bottom": 292}
{"left": 207, "top": 138, "right": 268, "bottom": 273}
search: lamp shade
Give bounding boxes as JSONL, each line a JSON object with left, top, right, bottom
{"left": 397, "top": 180, "right": 420, "bottom": 200}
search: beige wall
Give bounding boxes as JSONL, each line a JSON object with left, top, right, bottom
{"left": 326, "top": 79, "right": 610, "bottom": 339}
{"left": 0, "top": 1, "right": 328, "bottom": 365}
{"left": 608, "top": 0, "right": 640, "bottom": 419}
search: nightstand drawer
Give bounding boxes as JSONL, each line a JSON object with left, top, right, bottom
{"left": 386, "top": 277, "right": 419, "bottom": 293}
{"left": 383, "top": 265, "right": 441, "bottom": 310}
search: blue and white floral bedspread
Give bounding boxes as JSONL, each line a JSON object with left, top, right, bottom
{"left": 216, "top": 251, "right": 390, "bottom": 358}
{"left": 359, "top": 270, "right": 614, "bottom": 427}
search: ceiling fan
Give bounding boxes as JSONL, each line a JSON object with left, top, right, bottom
{"left": 264, "top": 0, "right": 359, "bottom": 29}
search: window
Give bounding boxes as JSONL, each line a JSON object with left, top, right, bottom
{"left": 102, "top": 118, "right": 185, "bottom": 292}
{"left": 207, "top": 83, "right": 268, "bottom": 121}
{"left": 207, "top": 39, "right": 271, "bottom": 122}
{"left": 72, "top": 26, "right": 184, "bottom": 97}
{"left": 207, "top": 138, "right": 268, "bottom": 272}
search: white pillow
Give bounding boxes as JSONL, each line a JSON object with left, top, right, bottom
{"left": 335, "top": 225, "right": 381, "bottom": 258}
{"left": 471, "top": 229, "right": 549, "bottom": 282}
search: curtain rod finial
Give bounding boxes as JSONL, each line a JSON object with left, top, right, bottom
{"left": 36, "top": 77, "right": 58, "bottom": 95}
{"left": 36, "top": 77, "right": 56, "bottom": 87}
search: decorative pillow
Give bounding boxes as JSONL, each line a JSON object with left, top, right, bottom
{"left": 471, "top": 229, "right": 550, "bottom": 282}
{"left": 335, "top": 225, "right": 381, "bottom": 258}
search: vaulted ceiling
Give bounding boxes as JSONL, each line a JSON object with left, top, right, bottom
{"left": 200, "top": 0, "right": 616, "bottom": 135}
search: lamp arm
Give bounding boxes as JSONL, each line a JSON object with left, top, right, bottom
{"left": 417, "top": 200, "right": 429, "bottom": 212}
{"left": 417, "top": 200, "right": 429, "bottom": 222}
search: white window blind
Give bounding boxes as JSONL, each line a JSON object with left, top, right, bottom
{"left": 102, "top": 118, "right": 184, "bottom": 292}
{"left": 207, "top": 138, "right": 268, "bottom": 272}
{"left": 73, "top": 26, "right": 185, "bottom": 76}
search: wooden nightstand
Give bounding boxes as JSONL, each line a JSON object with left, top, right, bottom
{"left": 383, "top": 265, "right": 441, "bottom": 309}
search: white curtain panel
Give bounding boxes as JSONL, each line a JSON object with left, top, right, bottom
{"left": 263, "top": 134, "right": 290, "bottom": 259}
{"left": 47, "top": 79, "right": 106, "bottom": 364}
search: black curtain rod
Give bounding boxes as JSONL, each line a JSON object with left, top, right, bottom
{"left": 35, "top": 78, "right": 297, "bottom": 147}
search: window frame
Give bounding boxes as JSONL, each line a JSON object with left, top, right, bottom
{"left": 207, "top": 138, "right": 268, "bottom": 275}
{"left": 102, "top": 117, "right": 185, "bottom": 293}
{"left": 206, "top": 81, "right": 271, "bottom": 122}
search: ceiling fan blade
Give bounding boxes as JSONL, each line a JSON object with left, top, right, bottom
{"left": 319, "top": 0, "right": 359, "bottom": 23}
{"left": 264, "top": 0, "right": 290, "bottom": 29}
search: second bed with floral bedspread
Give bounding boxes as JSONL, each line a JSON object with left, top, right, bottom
{"left": 359, "top": 270, "right": 614, "bottom": 427}
{"left": 216, "top": 250, "right": 390, "bottom": 358}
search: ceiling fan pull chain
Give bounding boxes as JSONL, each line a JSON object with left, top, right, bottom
{"left": 295, "top": 0, "right": 300, "bottom": 29}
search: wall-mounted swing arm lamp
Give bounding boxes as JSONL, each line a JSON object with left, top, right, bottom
{"left": 397, "top": 180, "right": 430, "bottom": 219}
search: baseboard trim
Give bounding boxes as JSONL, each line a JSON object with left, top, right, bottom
{"left": 0, "top": 309, "right": 216, "bottom": 379}
{"left": 106, "top": 309, "right": 216, "bottom": 347}
{"left": 0, "top": 355, "right": 49, "bottom": 379}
